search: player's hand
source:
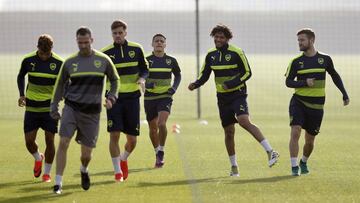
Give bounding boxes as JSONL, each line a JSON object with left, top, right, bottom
{"left": 188, "top": 83, "right": 196, "bottom": 91}
{"left": 18, "top": 96, "right": 26, "bottom": 107}
{"left": 306, "top": 78, "right": 315, "bottom": 87}
{"left": 343, "top": 98, "right": 350, "bottom": 106}
{"left": 50, "top": 111, "right": 61, "bottom": 120}
{"left": 137, "top": 77, "right": 146, "bottom": 93}
{"left": 103, "top": 98, "right": 113, "bottom": 109}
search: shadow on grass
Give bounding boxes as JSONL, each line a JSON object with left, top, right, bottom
{"left": 135, "top": 176, "right": 227, "bottom": 188}
{"left": 74, "top": 167, "right": 154, "bottom": 177}
{"left": 0, "top": 180, "right": 42, "bottom": 189}
{"left": 17, "top": 180, "right": 115, "bottom": 193}
{"left": 0, "top": 191, "right": 73, "bottom": 203}
{"left": 228, "top": 175, "right": 297, "bottom": 184}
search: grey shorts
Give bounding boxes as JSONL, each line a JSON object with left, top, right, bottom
{"left": 59, "top": 104, "right": 100, "bottom": 148}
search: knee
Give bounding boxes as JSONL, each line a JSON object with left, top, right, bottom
{"left": 45, "top": 137, "right": 55, "bottom": 146}
{"left": 128, "top": 137, "right": 137, "bottom": 147}
{"left": 81, "top": 154, "right": 92, "bottom": 163}
{"left": 224, "top": 128, "right": 235, "bottom": 138}
{"left": 59, "top": 138, "right": 70, "bottom": 150}
{"left": 157, "top": 121, "right": 167, "bottom": 129}
{"left": 238, "top": 117, "right": 251, "bottom": 128}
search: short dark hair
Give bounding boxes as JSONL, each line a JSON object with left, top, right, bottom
{"left": 152, "top": 33, "right": 166, "bottom": 41}
{"left": 297, "top": 28, "right": 315, "bottom": 40}
{"left": 210, "top": 24, "right": 233, "bottom": 39}
{"left": 111, "top": 20, "right": 127, "bottom": 30}
{"left": 76, "top": 26, "right": 92, "bottom": 37}
{"left": 37, "top": 34, "right": 53, "bottom": 53}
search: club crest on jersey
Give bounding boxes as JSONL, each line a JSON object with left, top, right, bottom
{"left": 49, "top": 63, "right": 56, "bottom": 71}
{"left": 166, "top": 58, "right": 172, "bottom": 65}
{"left": 72, "top": 63, "right": 78, "bottom": 72}
{"left": 94, "top": 60, "right": 102, "bottom": 68}
{"left": 30, "top": 62, "right": 36, "bottom": 71}
{"left": 299, "top": 61, "right": 304, "bottom": 69}
{"left": 211, "top": 56, "right": 216, "bottom": 61}
{"left": 318, "top": 58, "right": 324, "bottom": 65}
{"left": 129, "top": 51, "right": 136, "bottom": 58}
{"left": 225, "top": 54, "right": 232, "bottom": 61}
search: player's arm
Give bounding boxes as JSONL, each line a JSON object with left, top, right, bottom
{"left": 105, "top": 59, "right": 120, "bottom": 109}
{"left": 223, "top": 51, "right": 252, "bottom": 89}
{"left": 17, "top": 59, "right": 28, "bottom": 107}
{"left": 285, "top": 60, "right": 310, "bottom": 88}
{"left": 188, "top": 55, "right": 212, "bottom": 90}
{"left": 50, "top": 62, "right": 69, "bottom": 119}
{"left": 137, "top": 46, "right": 148, "bottom": 92}
{"left": 326, "top": 57, "right": 349, "bottom": 105}
{"left": 168, "top": 59, "right": 182, "bottom": 95}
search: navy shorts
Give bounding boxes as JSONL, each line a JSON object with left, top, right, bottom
{"left": 107, "top": 97, "right": 140, "bottom": 136}
{"left": 289, "top": 97, "right": 324, "bottom": 136}
{"left": 144, "top": 97, "right": 172, "bottom": 121}
{"left": 24, "top": 111, "right": 58, "bottom": 134}
{"left": 217, "top": 94, "right": 249, "bottom": 127}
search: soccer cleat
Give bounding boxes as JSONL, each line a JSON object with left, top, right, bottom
{"left": 230, "top": 165, "right": 240, "bottom": 177}
{"left": 114, "top": 173, "right": 124, "bottom": 182}
{"left": 291, "top": 166, "right": 300, "bottom": 176}
{"left": 33, "top": 153, "right": 44, "bottom": 178}
{"left": 42, "top": 174, "right": 51, "bottom": 182}
{"left": 120, "top": 160, "right": 128, "bottom": 180}
{"left": 299, "top": 160, "right": 309, "bottom": 174}
{"left": 81, "top": 171, "right": 90, "bottom": 190}
{"left": 155, "top": 151, "right": 165, "bottom": 168}
{"left": 268, "top": 150, "right": 280, "bottom": 167}
{"left": 53, "top": 185, "right": 62, "bottom": 194}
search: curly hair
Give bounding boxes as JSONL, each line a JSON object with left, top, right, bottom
{"left": 210, "top": 24, "right": 233, "bottom": 39}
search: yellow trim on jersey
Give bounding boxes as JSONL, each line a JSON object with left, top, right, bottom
{"left": 149, "top": 68, "right": 172, "bottom": 72}
{"left": 28, "top": 72, "right": 58, "bottom": 79}
{"left": 70, "top": 72, "right": 105, "bottom": 77}
{"left": 115, "top": 62, "right": 139, "bottom": 68}
{"left": 297, "top": 68, "right": 325, "bottom": 74}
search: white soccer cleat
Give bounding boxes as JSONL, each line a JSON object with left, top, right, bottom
{"left": 268, "top": 150, "right": 280, "bottom": 167}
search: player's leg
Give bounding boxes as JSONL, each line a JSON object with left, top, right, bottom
{"left": 42, "top": 131, "right": 55, "bottom": 182}
{"left": 156, "top": 111, "right": 170, "bottom": 167}
{"left": 289, "top": 125, "right": 302, "bottom": 176}
{"left": 107, "top": 98, "right": 123, "bottom": 181}
{"left": 299, "top": 131, "right": 315, "bottom": 174}
{"left": 25, "top": 129, "right": 44, "bottom": 178}
{"left": 53, "top": 105, "right": 76, "bottom": 194}
{"left": 218, "top": 99, "right": 239, "bottom": 176}
{"left": 24, "top": 111, "right": 44, "bottom": 178}
{"left": 145, "top": 99, "right": 160, "bottom": 158}
{"left": 53, "top": 136, "right": 71, "bottom": 194}
{"left": 80, "top": 144, "right": 92, "bottom": 190}
{"left": 120, "top": 98, "right": 140, "bottom": 180}
{"left": 41, "top": 112, "right": 58, "bottom": 182}
{"left": 235, "top": 96, "right": 279, "bottom": 167}
{"left": 223, "top": 124, "right": 239, "bottom": 177}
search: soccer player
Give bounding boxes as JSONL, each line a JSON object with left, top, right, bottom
{"left": 101, "top": 20, "right": 148, "bottom": 181}
{"left": 17, "top": 34, "right": 63, "bottom": 182}
{"left": 145, "top": 34, "right": 181, "bottom": 168}
{"left": 50, "top": 27, "right": 119, "bottom": 194}
{"left": 285, "top": 28, "right": 349, "bottom": 176}
{"left": 188, "top": 24, "right": 279, "bottom": 176}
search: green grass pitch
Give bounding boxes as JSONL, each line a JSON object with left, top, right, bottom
{"left": 0, "top": 54, "right": 359, "bottom": 202}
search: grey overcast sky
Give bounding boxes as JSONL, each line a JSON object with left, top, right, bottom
{"left": 1, "top": 0, "right": 359, "bottom": 11}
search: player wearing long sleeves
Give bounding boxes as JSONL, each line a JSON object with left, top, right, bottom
{"left": 188, "top": 24, "right": 279, "bottom": 177}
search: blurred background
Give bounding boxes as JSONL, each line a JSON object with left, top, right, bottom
{"left": 0, "top": 0, "right": 359, "bottom": 119}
